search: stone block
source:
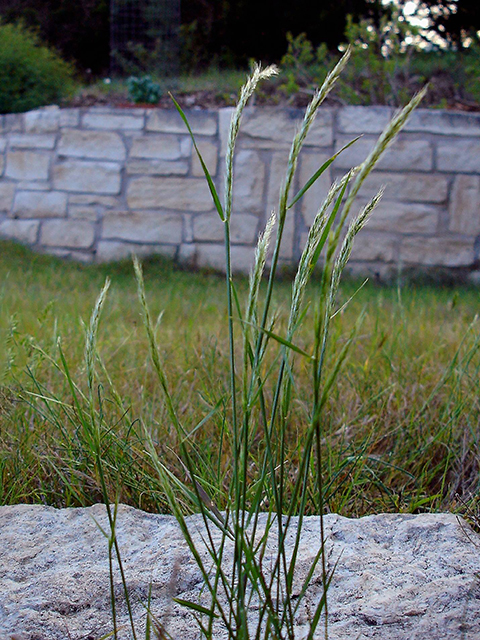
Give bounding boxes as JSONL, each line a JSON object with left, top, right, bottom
{"left": 349, "top": 230, "right": 397, "bottom": 262}
{"left": 178, "top": 242, "right": 196, "bottom": 266}
{"left": 0, "top": 140, "right": 5, "bottom": 154}
{"left": 8, "top": 134, "right": 56, "bottom": 149}
{"left": 265, "top": 152, "right": 288, "bottom": 219}
{"left": 401, "top": 236, "right": 474, "bottom": 267}
{"left": 24, "top": 106, "right": 60, "bottom": 133}
{"left": 68, "top": 205, "right": 98, "bottom": 221}
{"left": 102, "top": 211, "right": 183, "bottom": 243}
{"left": 0, "top": 155, "right": 4, "bottom": 177}
{"left": 40, "top": 219, "right": 95, "bottom": 248}
{"left": 305, "top": 109, "right": 334, "bottom": 147}
{"left": 129, "top": 134, "right": 189, "bottom": 160}
{"left": 335, "top": 135, "right": 433, "bottom": 172}
{"left": 338, "top": 106, "right": 393, "bottom": 134}
{"left": 3, "top": 113, "right": 23, "bottom": 133}
{"left": 69, "top": 194, "right": 118, "bottom": 207}
{"left": 13, "top": 191, "right": 67, "bottom": 218}
{"left": 146, "top": 109, "right": 217, "bottom": 135}
{"left": 298, "top": 152, "right": 332, "bottom": 226}
{"left": 58, "top": 130, "right": 126, "bottom": 161}
{"left": 53, "top": 160, "right": 121, "bottom": 194}
{"left": 404, "top": 108, "right": 480, "bottom": 136}
{"left": 59, "top": 109, "right": 80, "bottom": 128}
{"left": 449, "top": 175, "right": 480, "bottom": 235}
{"left": 0, "top": 218, "right": 39, "bottom": 243}
{"left": 127, "top": 177, "right": 212, "bottom": 211}
{"left": 192, "top": 139, "right": 218, "bottom": 177}
{"left": 239, "top": 109, "right": 298, "bottom": 149}
{"left": 126, "top": 158, "right": 189, "bottom": 176}
{"left": 361, "top": 199, "right": 440, "bottom": 233}
{"left": 358, "top": 172, "right": 449, "bottom": 204}
{"left": 219, "top": 107, "right": 235, "bottom": 157}
{"left": 0, "top": 184, "right": 16, "bottom": 212}
{"left": 231, "top": 150, "right": 265, "bottom": 214}
{"left": 5, "top": 151, "right": 50, "bottom": 180}
{"left": 195, "top": 243, "right": 256, "bottom": 273}
{"left": 193, "top": 212, "right": 258, "bottom": 243}
{"left": 17, "top": 181, "right": 50, "bottom": 191}
{"left": 82, "top": 110, "right": 144, "bottom": 130}
{"left": 437, "top": 139, "right": 480, "bottom": 173}
{"left": 96, "top": 241, "right": 176, "bottom": 262}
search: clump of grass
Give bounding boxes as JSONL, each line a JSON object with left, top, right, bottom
{"left": 120, "top": 57, "right": 427, "bottom": 638}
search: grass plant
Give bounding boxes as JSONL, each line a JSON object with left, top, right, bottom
{"left": 1, "top": 58, "right": 480, "bottom": 639}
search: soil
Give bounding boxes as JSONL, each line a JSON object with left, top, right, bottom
{"left": 65, "top": 83, "right": 480, "bottom": 112}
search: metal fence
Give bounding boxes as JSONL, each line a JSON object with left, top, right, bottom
{"left": 110, "top": 0, "right": 180, "bottom": 76}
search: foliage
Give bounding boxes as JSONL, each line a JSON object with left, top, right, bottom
{"left": 279, "top": 11, "right": 480, "bottom": 107}
{"left": 127, "top": 75, "right": 161, "bottom": 104}
{"left": 0, "top": 0, "right": 109, "bottom": 76}
{"left": 0, "top": 21, "right": 75, "bottom": 114}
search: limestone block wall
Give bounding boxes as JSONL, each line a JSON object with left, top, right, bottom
{"left": 1, "top": 103, "right": 480, "bottom": 276}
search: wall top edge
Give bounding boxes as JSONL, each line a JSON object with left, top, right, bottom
{"left": 1, "top": 103, "right": 478, "bottom": 118}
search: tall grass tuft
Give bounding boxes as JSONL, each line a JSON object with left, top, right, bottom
{"left": 129, "top": 60, "right": 427, "bottom": 638}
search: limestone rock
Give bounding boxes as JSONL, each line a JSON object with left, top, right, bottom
{"left": 82, "top": 109, "right": 144, "bottom": 131}
{"left": 58, "top": 130, "right": 126, "bottom": 161}
{"left": 0, "top": 505, "right": 479, "bottom": 640}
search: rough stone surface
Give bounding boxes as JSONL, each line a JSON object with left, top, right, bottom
{"left": 191, "top": 139, "right": 218, "bottom": 177}
{"left": 58, "top": 130, "right": 126, "bottom": 161}
{"left": 232, "top": 149, "right": 265, "bottom": 214}
{"left": 0, "top": 183, "right": 15, "bottom": 211}
{"left": 349, "top": 230, "right": 398, "bottom": 262}
{"left": 193, "top": 212, "right": 259, "bottom": 243}
{"left": 96, "top": 241, "right": 176, "bottom": 262}
{"left": 82, "top": 110, "right": 144, "bottom": 131}
{"left": 335, "top": 135, "right": 433, "bottom": 172}
{"left": 146, "top": 109, "right": 217, "bottom": 135}
{"left": 195, "top": 243, "right": 256, "bottom": 272}
{"left": 53, "top": 160, "right": 121, "bottom": 194}
{"left": 449, "top": 175, "right": 480, "bottom": 235}
{"left": 129, "top": 134, "right": 190, "bottom": 160}
{"left": 24, "top": 106, "right": 60, "bottom": 133}
{"left": 0, "top": 218, "right": 39, "bottom": 243}
{"left": 13, "top": 191, "right": 67, "bottom": 219}
{"left": 401, "top": 236, "right": 474, "bottom": 267}
{"left": 360, "top": 199, "right": 440, "bottom": 233}
{"left": 126, "top": 158, "right": 189, "bottom": 176}
{"left": 0, "top": 505, "right": 479, "bottom": 640}
{"left": 358, "top": 172, "right": 449, "bottom": 203}
{"left": 68, "top": 205, "right": 98, "bottom": 221}
{"left": 102, "top": 211, "right": 183, "bottom": 243}
{"left": 40, "top": 219, "right": 95, "bottom": 248}
{"left": 127, "top": 177, "right": 213, "bottom": 211}
{"left": 9, "top": 134, "right": 56, "bottom": 150}
{"left": 338, "top": 106, "right": 393, "bottom": 134}
{"left": 404, "top": 108, "right": 480, "bottom": 136}
{"left": 5, "top": 151, "right": 50, "bottom": 181}
{"left": 437, "top": 138, "right": 480, "bottom": 173}
{"left": 298, "top": 152, "right": 332, "bottom": 227}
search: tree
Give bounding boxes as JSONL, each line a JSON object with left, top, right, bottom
{"left": 401, "top": 0, "right": 480, "bottom": 49}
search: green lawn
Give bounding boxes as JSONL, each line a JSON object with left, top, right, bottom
{"left": 1, "top": 239, "right": 479, "bottom": 523}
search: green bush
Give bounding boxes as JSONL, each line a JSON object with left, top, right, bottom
{"left": 0, "top": 21, "right": 75, "bottom": 114}
{"left": 126, "top": 75, "right": 161, "bottom": 104}
{"left": 279, "top": 12, "right": 480, "bottom": 108}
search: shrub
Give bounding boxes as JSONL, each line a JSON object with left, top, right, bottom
{"left": 127, "top": 75, "right": 161, "bottom": 104}
{"left": 0, "top": 21, "right": 75, "bottom": 114}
